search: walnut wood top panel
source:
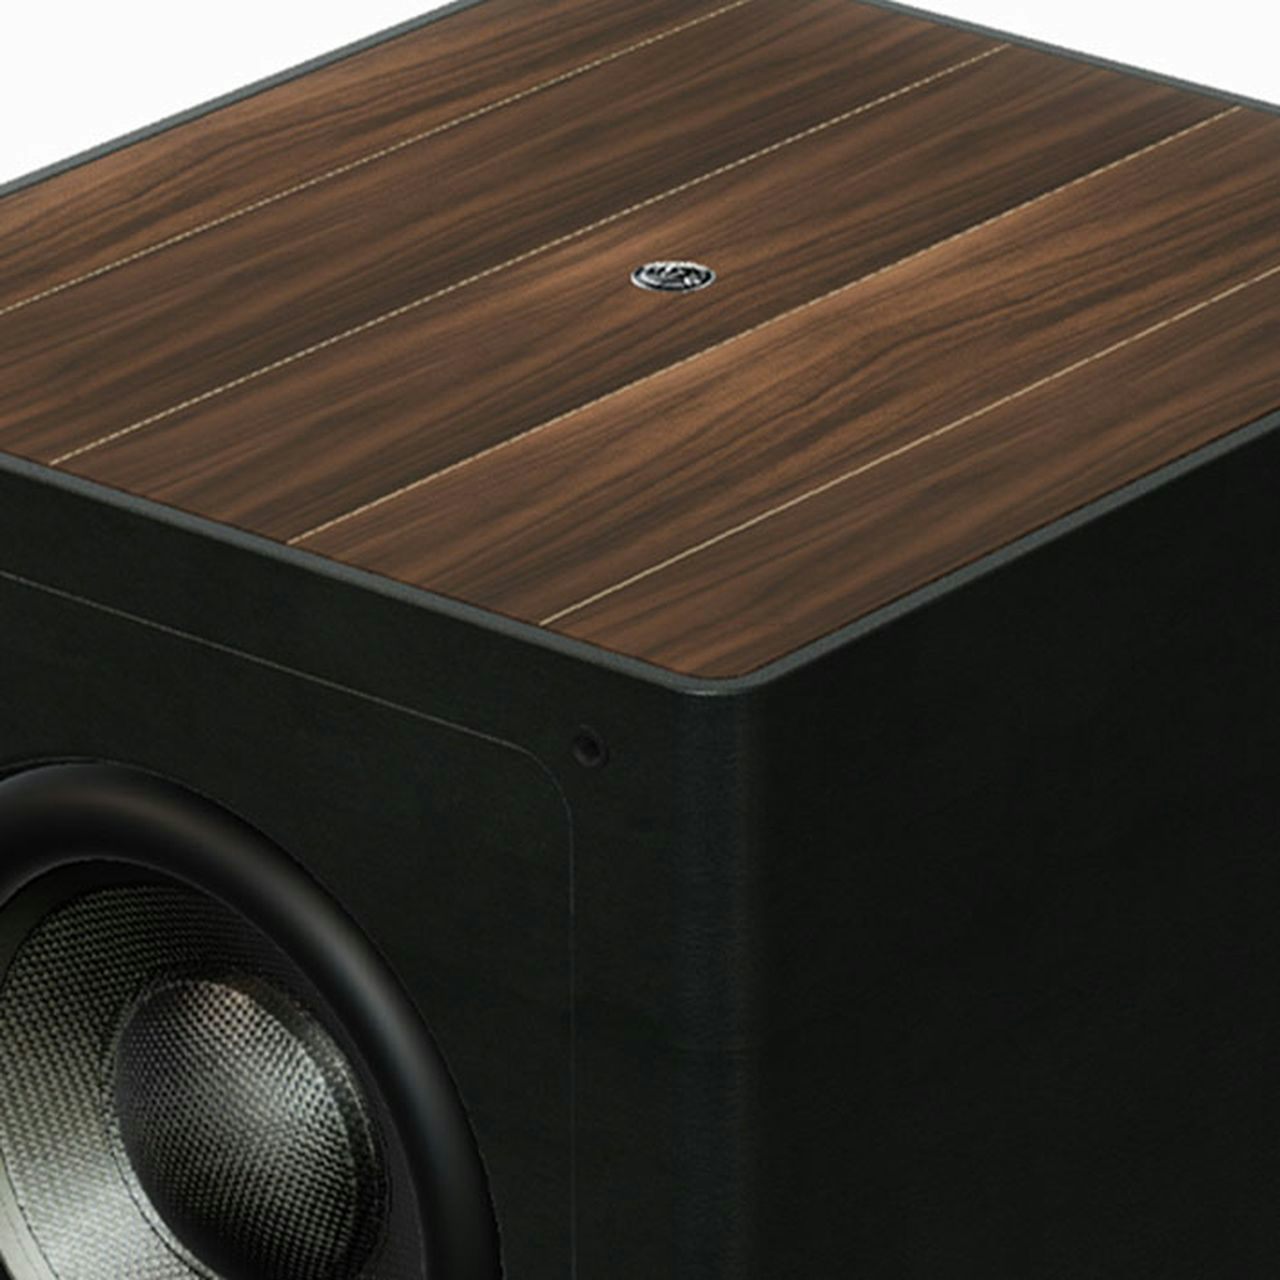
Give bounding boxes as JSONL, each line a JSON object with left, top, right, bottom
{"left": 308, "top": 103, "right": 1280, "bottom": 622}
{"left": 560, "top": 266, "right": 1280, "bottom": 676}
{"left": 0, "top": 0, "right": 982, "bottom": 462}
{"left": 0, "top": 0, "right": 739, "bottom": 308}
{"left": 57, "top": 48, "right": 1216, "bottom": 540}
{"left": 1, "top": 0, "right": 1277, "bottom": 678}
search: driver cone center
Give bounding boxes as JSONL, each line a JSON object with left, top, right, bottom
{"left": 0, "top": 766, "right": 498, "bottom": 1280}
{"left": 0, "top": 883, "right": 413, "bottom": 1280}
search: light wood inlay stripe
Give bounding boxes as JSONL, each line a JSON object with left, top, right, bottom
{"left": 0, "top": 0, "right": 758, "bottom": 322}
{"left": 545, "top": 259, "right": 1280, "bottom": 629}
{"left": 3, "top": 0, "right": 988, "bottom": 468}
{"left": 298, "top": 107, "right": 1280, "bottom": 639}
{"left": 61, "top": 45, "right": 1221, "bottom": 544}
{"left": 0, "top": 0, "right": 753, "bottom": 310}
{"left": 296, "top": 108, "right": 1241, "bottom": 545}
{"left": 557, "top": 265, "right": 1280, "bottom": 675}
{"left": 3, "top": 0, "right": 1275, "bottom": 679}
{"left": 37, "top": 39, "right": 1006, "bottom": 469}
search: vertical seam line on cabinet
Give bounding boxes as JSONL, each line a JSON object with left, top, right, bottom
{"left": 540, "top": 256, "right": 1280, "bottom": 628}
{"left": 47, "top": 43, "right": 1011, "bottom": 470}
{"left": 283, "top": 105, "right": 1239, "bottom": 545}
{"left": 0, "top": 0, "right": 759, "bottom": 322}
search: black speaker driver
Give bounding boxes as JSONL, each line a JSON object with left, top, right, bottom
{"left": 0, "top": 764, "right": 501, "bottom": 1280}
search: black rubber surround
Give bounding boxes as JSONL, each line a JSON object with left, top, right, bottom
{"left": 0, "top": 762, "right": 502, "bottom": 1280}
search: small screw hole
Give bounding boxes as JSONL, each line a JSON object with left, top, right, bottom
{"left": 572, "top": 728, "right": 609, "bottom": 770}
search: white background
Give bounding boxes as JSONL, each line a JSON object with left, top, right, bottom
{"left": 0, "top": 0, "right": 1276, "bottom": 188}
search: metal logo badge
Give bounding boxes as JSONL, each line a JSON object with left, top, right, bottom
{"left": 631, "top": 261, "right": 717, "bottom": 294}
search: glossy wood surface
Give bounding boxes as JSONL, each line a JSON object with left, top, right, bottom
{"left": 0, "top": 0, "right": 742, "bottom": 309}
{"left": 560, "top": 267, "right": 1280, "bottom": 675}
{"left": 1, "top": 0, "right": 1277, "bottom": 677}
{"left": 68, "top": 49, "right": 1217, "bottom": 540}
{"left": 306, "top": 106, "right": 1277, "bottom": 616}
{"left": 0, "top": 0, "right": 984, "bottom": 463}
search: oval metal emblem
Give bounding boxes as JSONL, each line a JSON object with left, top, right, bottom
{"left": 631, "top": 261, "right": 716, "bottom": 294}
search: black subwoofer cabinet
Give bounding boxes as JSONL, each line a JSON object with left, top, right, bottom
{"left": 2, "top": 418, "right": 1280, "bottom": 1278}
{"left": 2, "top": 1, "right": 1279, "bottom": 1277}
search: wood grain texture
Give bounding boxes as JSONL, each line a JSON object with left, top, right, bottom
{"left": 303, "top": 110, "right": 1280, "bottom": 626}
{"left": 0, "top": 0, "right": 989, "bottom": 463}
{"left": 0, "top": 0, "right": 741, "bottom": 309}
{"left": 2, "top": 0, "right": 1277, "bottom": 678}
{"left": 66, "top": 48, "right": 1222, "bottom": 540}
{"left": 556, "top": 266, "right": 1280, "bottom": 676}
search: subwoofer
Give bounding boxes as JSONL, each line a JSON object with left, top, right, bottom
{"left": 0, "top": 1, "right": 1278, "bottom": 1277}
{"left": 0, "top": 767, "right": 494, "bottom": 1280}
